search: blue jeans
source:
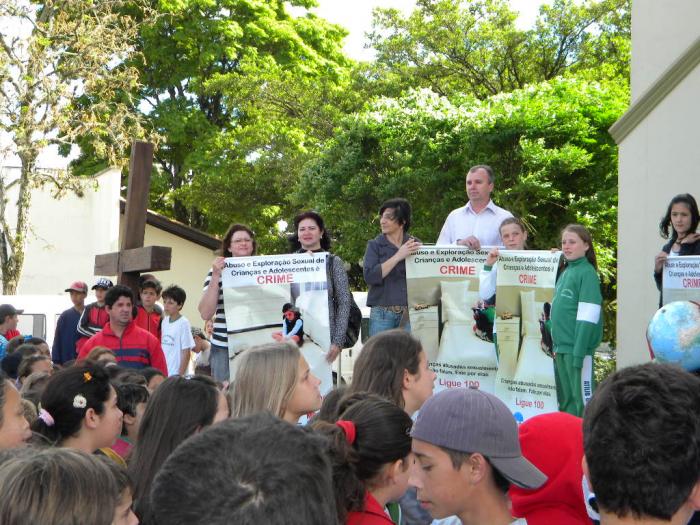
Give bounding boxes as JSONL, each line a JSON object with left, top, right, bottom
{"left": 209, "top": 345, "right": 230, "bottom": 383}
{"left": 369, "top": 307, "right": 411, "bottom": 337}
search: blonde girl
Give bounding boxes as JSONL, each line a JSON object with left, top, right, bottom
{"left": 230, "top": 342, "right": 321, "bottom": 423}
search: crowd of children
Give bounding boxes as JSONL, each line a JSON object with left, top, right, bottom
{"left": 1, "top": 327, "right": 699, "bottom": 525}
{"left": 0, "top": 211, "right": 696, "bottom": 525}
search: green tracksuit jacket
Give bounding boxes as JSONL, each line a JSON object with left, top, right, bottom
{"left": 550, "top": 257, "right": 603, "bottom": 368}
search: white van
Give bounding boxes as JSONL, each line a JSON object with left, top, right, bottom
{"left": 0, "top": 295, "right": 95, "bottom": 345}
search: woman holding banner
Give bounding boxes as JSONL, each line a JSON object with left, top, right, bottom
{"left": 654, "top": 193, "right": 700, "bottom": 305}
{"left": 363, "top": 198, "right": 421, "bottom": 337}
{"left": 290, "top": 211, "right": 351, "bottom": 363}
{"left": 198, "top": 224, "right": 257, "bottom": 382}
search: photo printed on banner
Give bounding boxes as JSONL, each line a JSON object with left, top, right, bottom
{"left": 492, "top": 250, "right": 562, "bottom": 422}
{"left": 406, "top": 247, "right": 496, "bottom": 393}
{"left": 221, "top": 253, "right": 333, "bottom": 395}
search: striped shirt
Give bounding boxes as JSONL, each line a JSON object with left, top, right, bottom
{"left": 203, "top": 270, "right": 227, "bottom": 349}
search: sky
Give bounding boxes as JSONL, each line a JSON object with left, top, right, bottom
{"left": 1, "top": 0, "right": 551, "bottom": 169}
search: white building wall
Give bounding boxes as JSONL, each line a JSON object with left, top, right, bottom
{"left": 631, "top": 1, "right": 700, "bottom": 101}
{"left": 0, "top": 163, "right": 216, "bottom": 330}
{"left": 5, "top": 167, "right": 121, "bottom": 295}
{"left": 616, "top": 0, "right": 700, "bottom": 367}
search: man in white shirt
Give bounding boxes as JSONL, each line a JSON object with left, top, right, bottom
{"left": 436, "top": 165, "right": 513, "bottom": 249}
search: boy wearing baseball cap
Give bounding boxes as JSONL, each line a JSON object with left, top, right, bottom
{"left": 0, "top": 303, "right": 23, "bottom": 359}
{"left": 410, "top": 388, "right": 546, "bottom": 525}
{"left": 76, "top": 277, "right": 113, "bottom": 353}
{"left": 51, "top": 281, "right": 88, "bottom": 364}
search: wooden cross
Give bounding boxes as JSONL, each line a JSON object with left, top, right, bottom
{"left": 94, "top": 141, "right": 172, "bottom": 295}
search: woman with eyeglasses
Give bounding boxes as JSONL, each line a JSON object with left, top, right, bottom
{"left": 198, "top": 224, "right": 257, "bottom": 382}
{"left": 363, "top": 198, "right": 421, "bottom": 336}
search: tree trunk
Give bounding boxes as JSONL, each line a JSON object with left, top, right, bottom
{"left": 0, "top": 154, "right": 36, "bottom": 294}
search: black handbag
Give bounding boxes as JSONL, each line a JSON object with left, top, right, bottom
{"left": 344, "top": 297, "right": 362, "bottom": 348}
{"left": 328, "top": 254, "right": 362, "bottom": 348}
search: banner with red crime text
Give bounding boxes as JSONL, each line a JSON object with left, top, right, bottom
{"left": 406, "top": 247, "right": 497, "bottom": 394}
{"left": 662, "top": 256, "right": 700, "bottom": 305}
{"left": 221, "top": 253, "right": 333, "bottom": 396}
{"left": 493, "top": 250, "right": 561, "bottom": 422}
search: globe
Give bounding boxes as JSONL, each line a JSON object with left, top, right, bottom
{"left": 646, "top": 301, "right": 700, "bottom": 372}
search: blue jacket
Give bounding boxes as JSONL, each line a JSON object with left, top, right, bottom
{"left": 51, "top": 307, "right": 82, "bottom": 364}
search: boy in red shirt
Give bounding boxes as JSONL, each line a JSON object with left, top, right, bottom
{"left": 135, "top": 276, "right": 163, "bottom": 339}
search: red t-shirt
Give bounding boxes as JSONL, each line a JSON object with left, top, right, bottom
{"left": 3, "top": 329, "right": 21, "bottom": 340}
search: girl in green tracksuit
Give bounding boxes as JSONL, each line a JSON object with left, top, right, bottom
{"left": 551, "top": 224, "right": 603, "bottom": 417}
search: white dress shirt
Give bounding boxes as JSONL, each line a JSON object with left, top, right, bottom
{"left": 436, "top": 200, "right": 513, "bottom": 247}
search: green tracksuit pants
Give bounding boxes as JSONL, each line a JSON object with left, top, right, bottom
{"left": 555, "top": 353, "right": 595, "bottom": 417}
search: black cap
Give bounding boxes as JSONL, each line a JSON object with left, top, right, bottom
{"left": 0, "top": 304, "right": 23, "bottom": 321}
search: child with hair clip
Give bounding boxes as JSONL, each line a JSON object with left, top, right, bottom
{"left": 31, "top": 362, "right": 123, "bottom": 454}
{"left": 345, "top": 330, "right": 436, "bottom": 524}
{"left": 312, "top": 393, "right": 414, "bottom": 525}
{"left": 550, "top": 224, "right": 603, "bottom": 417}
{"left": 0, "top": 371, "right": 31, "bottom": 449}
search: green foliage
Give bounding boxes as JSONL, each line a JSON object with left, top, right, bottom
{"left": 594, "top": 349, "right": 617, "bottom": 384}
{"left": 69, "top": 0, "right": 357, "bottom": 251}
{"left": 296, "top": 77, "right": 628, "bottom": 344}
{"left": 61, "top": 0, "right": 631, "bottom": 344}
{"left": 367, "top": 0, "right": 630, "bottom": 98}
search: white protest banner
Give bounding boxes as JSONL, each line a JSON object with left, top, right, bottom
{"left": 662, "top": 256, "right": 700, "bottom": 305}
{"left": 493, "top": 250, "right": 561, "bottom": 422}
{"left": 221, "top": 253, "right": 332, "bottom": 395}
{"left": 406, "top": 246, "right": 496, "bottom": 393}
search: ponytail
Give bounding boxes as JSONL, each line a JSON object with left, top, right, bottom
{"left": 312, "top": 393, "right": 413, "bottom": 522}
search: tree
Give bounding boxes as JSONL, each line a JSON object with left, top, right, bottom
{"left": 0, "top": 0, "right": 151, "bottom": 293}
{"left": 73, "top": 0, "right": 355, "bottom": 252}
{"left": 367, "top": 0, "right": 630, "bottom": 99}
{"left": 295, "top": 77, "right": 628, "bottom": 342}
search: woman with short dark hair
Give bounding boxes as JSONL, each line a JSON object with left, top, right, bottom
{"left": 363, "top": 198, "right": 421, "bottom": 336}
